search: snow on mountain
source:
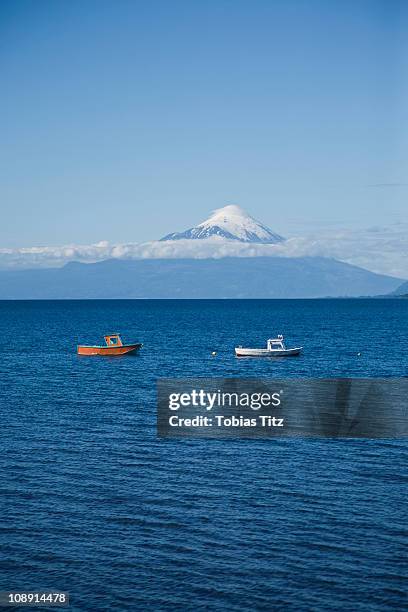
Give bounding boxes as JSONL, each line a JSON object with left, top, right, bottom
{"left": 160, "top": 205, "right": 284, "bottom": 243}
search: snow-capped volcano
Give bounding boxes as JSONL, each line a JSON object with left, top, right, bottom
{"left": 160, "top": 205, "right": 284, "bottom": 244}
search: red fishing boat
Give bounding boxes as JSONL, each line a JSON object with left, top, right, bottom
{"left": 77, "top": 334, "right": 142, "bottom": 356}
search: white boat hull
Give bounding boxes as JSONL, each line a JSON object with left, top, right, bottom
{"left": 235, "top": 347, "right": 302, "bottom": 357}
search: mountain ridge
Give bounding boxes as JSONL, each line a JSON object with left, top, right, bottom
{"left": 391, "top": 279, "right": 408, "bottom": 296}
{"left": 0, "top": 256, "right": 401, "bottom": 299}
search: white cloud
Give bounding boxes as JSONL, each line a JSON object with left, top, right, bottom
{"left": 1, "top": 225, "right": 408, "bottom": 279}
{"left": 0, "top": 241, "right": 112, "bottom": 270}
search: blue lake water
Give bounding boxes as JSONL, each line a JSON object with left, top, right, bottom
{"left": 0, "top": 299, "right": 407, "bottom": 610}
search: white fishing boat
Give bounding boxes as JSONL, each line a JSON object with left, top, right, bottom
{"left": 235, "top": 335, "right": 302, "bottom": 357}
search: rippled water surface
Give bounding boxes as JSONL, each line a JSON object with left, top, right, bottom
{"left": 0, "top": 299, "right": 407, "bottom": 610}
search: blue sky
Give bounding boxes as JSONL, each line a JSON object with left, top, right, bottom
{"left": 1, "top": 0, "right": 407, "bottom": 247}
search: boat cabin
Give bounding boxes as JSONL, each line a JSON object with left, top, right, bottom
{"left": 267, "top": 335, "right": 286, "bottom": 351}
{"left": 104, "top": 334, "right": 123, "bottom": 347}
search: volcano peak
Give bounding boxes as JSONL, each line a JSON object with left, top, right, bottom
{"left": 160, "top": 205, "right": 284, "bottom": 244}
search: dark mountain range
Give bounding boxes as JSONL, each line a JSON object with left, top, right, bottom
{"left": 391, "top": 280, "right": 408, "bottom": 296}
{"left": 0, "top": 256, "right": 402, "bottom": 299}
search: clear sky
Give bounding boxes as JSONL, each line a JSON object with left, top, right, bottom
{"left": 1, "top": 0, "right": 407, "bottom": 247}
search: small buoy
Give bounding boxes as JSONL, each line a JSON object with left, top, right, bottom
{"left": 211, "top": 351, "right": 217, "bottom": 356}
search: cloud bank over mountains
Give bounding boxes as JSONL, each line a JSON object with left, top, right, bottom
{"left": 1, "top": 207, "right": 407, "bottom": 279}
{"left": 1, "top": 224, "right": 407, "bottom": 278}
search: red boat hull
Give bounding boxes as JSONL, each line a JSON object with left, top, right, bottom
{"left": 77, "top": 343, "right": 142, "bottom": 356}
